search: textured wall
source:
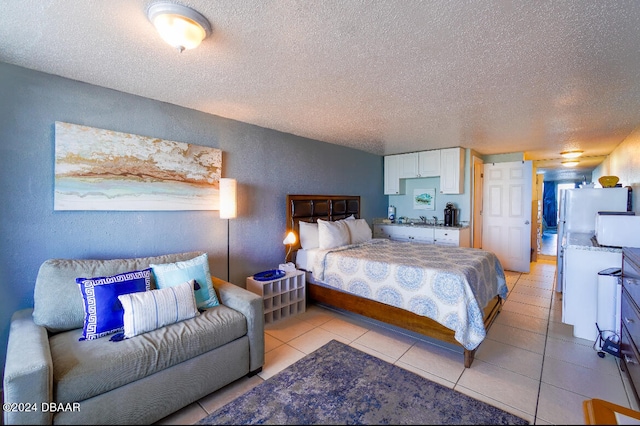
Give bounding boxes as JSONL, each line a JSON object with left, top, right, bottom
{"left": 593, "top": 126, "right": 640, "bottom": 213}
{"left": 0, "top": 62, "right": 386, "bottom": 382}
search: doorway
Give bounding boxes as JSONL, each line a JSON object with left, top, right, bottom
{"left": 540, "top": 182, "right": 575, "bottom": 257}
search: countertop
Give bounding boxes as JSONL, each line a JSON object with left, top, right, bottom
{"left": 564, "top": 232, "right": 622, "bottom": 253}
{"left": 373, "top": 222, "right": 470, "bottom": 230}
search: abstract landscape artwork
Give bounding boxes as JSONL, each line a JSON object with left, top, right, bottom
{"left": 54, "top": 122, "right": 222, "bottom": 211}
{"left": 414, "top": 188, "right": 435, "bottom": 210}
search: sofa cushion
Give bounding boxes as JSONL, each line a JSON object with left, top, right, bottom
{"left": 49, "top": 304, "right": 248, "bottom": 405}
{"left": 76, "top": 268, "right": 152, "bottom": 340}
{"left": 118, "top": 279, "right": 199, "bottom": 339}
{"left": 33, "top": 251, "right": 205, "bottom": 333}
{"left": 150, "top": 253, "right": 220, "bottom": 309}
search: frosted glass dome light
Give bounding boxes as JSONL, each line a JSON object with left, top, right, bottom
{"left": 148, "top": 2, "right": 212, "bottom": 52}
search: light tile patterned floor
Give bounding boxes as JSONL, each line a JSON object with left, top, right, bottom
{"left": 156, "top": 259, "right": 636, "bottom": 425}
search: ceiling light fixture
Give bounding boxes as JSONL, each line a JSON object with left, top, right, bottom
{"left": 147, "top": 2, "right": 212, "bottom": 52}
{"left": 560, "top": 150, "right": 584, "bottom": 159}
{"left": 561, "top": 160, "right": 580, "bottom": 167}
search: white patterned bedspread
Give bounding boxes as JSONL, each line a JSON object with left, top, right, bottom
{"left": 310, "top": 239, "right": 508, "bottom": 350}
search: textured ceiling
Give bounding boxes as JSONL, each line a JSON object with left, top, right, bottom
{"left": 2, "top": 0, "right": 640, "bottom": 181}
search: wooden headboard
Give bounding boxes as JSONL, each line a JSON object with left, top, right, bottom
{"left": 285, "top": 194, "right": 360, "bottom": 261}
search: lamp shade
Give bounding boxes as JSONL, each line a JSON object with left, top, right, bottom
{"left": 219, "top": 178, "right": 237, "bottom": 219}
{"left": 283, "top": 231, "right": 297, "bottom": 245}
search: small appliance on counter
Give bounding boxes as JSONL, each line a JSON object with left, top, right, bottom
{"left": 595, "top": 212, "right": 640, "bottom": 248}
{"left": 444, "top": 202, "right": 458, "bottom": 227}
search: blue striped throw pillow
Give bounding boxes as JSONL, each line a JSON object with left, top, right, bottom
{"left": 117, "top": 279, "right": 199, "bottom": 339}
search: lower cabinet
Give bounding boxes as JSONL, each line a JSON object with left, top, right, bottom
{"left": 621, "top": 247, "right": 640, "bottom": 405}
{"left": 373, "top": 224, "right": 469, "bottom": 247}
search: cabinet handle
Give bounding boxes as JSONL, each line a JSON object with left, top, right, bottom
{"left": 625, "top": 354, "right": 636, "bottom": 364}
{"left": 625, "top": 317, "right": 635, "bottom": 324}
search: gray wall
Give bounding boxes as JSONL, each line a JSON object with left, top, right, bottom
{"left": 0, "top": 62, "right": 387, "bottom": 382}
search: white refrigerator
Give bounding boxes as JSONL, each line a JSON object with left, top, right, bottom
{"left": 557, "top": 187, "right": 630, "bottom": 340}
{"left": 556, "top": 187, "right": 630, "bottom": 293}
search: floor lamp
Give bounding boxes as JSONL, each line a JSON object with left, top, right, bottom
{"left": 219, "top": 178, "right": 237, "bottom": 282}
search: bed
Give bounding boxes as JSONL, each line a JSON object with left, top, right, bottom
{"left": 286, "top": 194, "right": 507, "bottom": 368}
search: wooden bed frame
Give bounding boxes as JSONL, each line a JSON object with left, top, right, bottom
{"left": 286, "top": 194, "right": 503, "bottom": 368}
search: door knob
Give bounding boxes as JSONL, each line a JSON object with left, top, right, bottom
{"left": 525, "top": 220, "right": 530, "bottom": 225}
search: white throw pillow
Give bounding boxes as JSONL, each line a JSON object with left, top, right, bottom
{"left": 118, "top": 279, "right": 199, "bottom": 339}
{"left": 345, "top": 218, "right": 372, "bottom": 244}
{"left": 317, "top": 219, "right": 350, "bottom": 249}
{"left": 299, "top": 221, "right": 319, "bottom": 249}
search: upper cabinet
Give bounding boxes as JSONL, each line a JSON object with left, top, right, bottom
{"left": 383, "top": 147, "right": 464, "bottom": 195}
{"left": 384, "top": 154, "right": 401, "bottom": 195}
{"left": 439, "top": 147, "right": 464, "bottom": 194}
{"left": 418, "top": 150, "right": 441, "bottom": 177}
{"left": 397, "top": 150, "right": 440, "bottom": 179}
{"left": 398, "top": 153, "right": 418, "bottom": 178}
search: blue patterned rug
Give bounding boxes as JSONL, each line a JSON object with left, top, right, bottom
{"left": 198, "top": 340, "right": 529, "bottom": 425}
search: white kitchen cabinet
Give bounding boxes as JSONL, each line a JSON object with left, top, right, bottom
{"left": 384, "top": 155, "right": 402, "bottom": 195}
{"left": 418, "top": 150, "right": 441, "bottom": 177}
{"left": 398, "top": 153, "right": 418, "bottom": 179}
{"left": 562, "top": 243, "right": 621, "bottom": 340}
{"left": 384, "top": 148, "right": 462, "bottom": 195}
{"left": 434, "top": 227, "right": 470, "bottom": 247}
{"left": 440, "top": 147, "right": 465, "bottom": 194}
{"left": 374, "top": 224, "right": 433, "bottom": 243}
{"left": 398, "top": 150, "right": 441, "bottom": 179}
{"left": 373, "top": 224, "right": 396, "bottom": 239}
{"left": 374, "top": 224, "right": 470, "bottom": 247}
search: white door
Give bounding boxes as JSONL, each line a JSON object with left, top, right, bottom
{"left": 482, "top": 161, "right": 533, "bottom": 273}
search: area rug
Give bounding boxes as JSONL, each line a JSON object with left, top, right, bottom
{"left": 198, "top": 340, "right": 529, "bottom": 425}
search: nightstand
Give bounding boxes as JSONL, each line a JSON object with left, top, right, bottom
{"left": 246, "top": 270, "right": 306, "bottom": 323}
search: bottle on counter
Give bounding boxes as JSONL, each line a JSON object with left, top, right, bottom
{"left": 387, "top": 205, "right": 396, "bottom": 222}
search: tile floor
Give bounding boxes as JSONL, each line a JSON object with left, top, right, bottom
{"left": 156, "top": 258, "right": 637, "bottom": 425}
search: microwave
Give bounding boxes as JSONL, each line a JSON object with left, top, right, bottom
{"left": 595, "top": 212, "right": 640, "bottom": 248}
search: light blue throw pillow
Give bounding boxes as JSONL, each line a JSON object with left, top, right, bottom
{"left": 150, "top": 253, "right": 219, "bottom": 309}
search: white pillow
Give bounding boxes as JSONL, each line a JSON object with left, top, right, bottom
{"left": 345, "top": 218, "right": 372, "bottom": 244}
{"left": 317, "top": 219, "right": 350, "bottom": 249}
{"left": 118, "top": 279, "right": 199, "bottom": 339}
{"left": 299, "top": 221, "right": 319, "bottom": 249}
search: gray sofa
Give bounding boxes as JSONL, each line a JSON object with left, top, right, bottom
{"left": 3, "top": 251, "right": 264, "bottom": 425}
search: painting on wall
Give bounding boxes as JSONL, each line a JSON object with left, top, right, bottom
{"left": 413, "top": 188, "right": 435, "bottom": 210}
{"left": 54, "top": 122, "right": 222, "bottom": 211}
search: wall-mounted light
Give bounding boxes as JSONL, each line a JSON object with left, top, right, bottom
{"left": 560, "top": 150, "right": 583, "bottom": 159}
{"left": 561, "top": 160, "right": 580, "bottom": 167}
{"left": 147, "top": 2, "right": 212, "bottom": 52}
